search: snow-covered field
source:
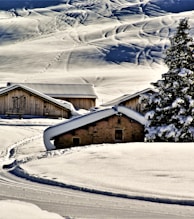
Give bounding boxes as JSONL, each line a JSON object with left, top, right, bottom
{"left": 0, "top": 199, "right": 64, "bottom": 219}
{"left": 1, "top": 118, "right": 194, "bottom": 217}
{"left": 1, "top": 0, "right": 194, "bottom": 218}
{"left": 19, "top": 141, "right": 194, "bottom": 201}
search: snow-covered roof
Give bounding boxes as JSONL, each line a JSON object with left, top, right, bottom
{"left": 7, "top": 82, "right": 98, "bottom": 99}
{"left": 44, "top": 105, "right": 146, "bottom": 150}
{"left": 101, "top": 88, "right": 154, "bottom": 107}
{"left": 0, "top": 84, "right": 73, "bottom": 112}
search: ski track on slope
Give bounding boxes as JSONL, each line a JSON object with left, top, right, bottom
{"left": 0, "top": 133, "right": 42, "bottom": 169}
{"left": 27, "top": 0, "right": 158, "bottom": 75}
{"left": 1, "top": 0, "right": 194, "bottom": 85}
{"left": 37, "top": 31, "right": 78, "bottom": 75}
{"left": 66, "top": 12, "right": 175, "bottom": 71}
{"left": 36, "top": 1, "right": 171, "bottom": 77}
{"left": 0, "top": 122, "right": 49, "bottom": 169}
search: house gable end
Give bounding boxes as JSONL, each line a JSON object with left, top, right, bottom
{"left": 7, "top": 82, "right": 97, "bottom": 110}
{"left": 54, "top": 113, "right": 144, "bottom": 149}
{"left": 0, "top": 84, "right": 71, "bottom": 118}
{"left": 44, "top": 106, "right": 145, "bottom": 150}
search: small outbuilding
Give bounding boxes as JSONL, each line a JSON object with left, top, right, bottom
{"left": 7, "top": 82, "right": 97, "bottom": 110}
{"left": 0, "top": 84, "right": 71, "bottom": 118}
{"left": 44, "top": 106, "right": 146, "bottom": 150}
{"left": 101, "top": 88, "right": 154, "bottom": 114}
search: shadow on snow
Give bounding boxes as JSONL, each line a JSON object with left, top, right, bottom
{"left": 0, "top": 0, "right": 64, "bottom": 10}
{"left": 103, "top": 44, "right": 163, "bottom": 65}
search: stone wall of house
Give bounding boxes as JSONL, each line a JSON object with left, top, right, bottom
{"left": 54, "top": 114, "right": 144, "bottom": 149}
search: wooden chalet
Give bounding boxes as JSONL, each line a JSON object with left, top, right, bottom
{"left": 0, "top": 84, "right": 71, "bottom": 118}
{"left": 44, "top": 106, "right": 146, "bottom": 150}
{"left": 7, "top": 82, "right": 97, "bottom": 110}
{"left": 101, "top": 88, "right": 154, "bottom": 114}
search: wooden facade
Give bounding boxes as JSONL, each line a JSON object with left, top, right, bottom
{"left": 0, "top": 85, "right": 70, "bottom": 118}
{"left": 101, "top": 88, "right": 154, "bottom": 114}
{"left": 120, "top": 96, "right": 142, "bottom": 113}
{"left": 7, "top": 83, "right": 97, "bottom": 110}
{"left": 58, "top": 97, "right": 96, "bottom": 110}
{"left": 54, "top": 114, "right": 144, "bottom": 149}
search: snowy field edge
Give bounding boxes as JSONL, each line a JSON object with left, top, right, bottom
{"left": 7, "top": 142, "right": 194, "bottom": 207}
{"left": 9, "top": 163, "right": 194, "bottom": 207}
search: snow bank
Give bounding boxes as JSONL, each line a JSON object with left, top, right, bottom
{"left": 0, "top": 200, "right": 64, "bottom": 219}
{"left": 17, "top": 142, "right": 194, "bottom": 204}
{"left": 0, "top": 118, "right": 60, "bottom": 168}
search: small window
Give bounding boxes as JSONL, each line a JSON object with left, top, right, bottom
{"left": 115, "top": 129, "right": 123, "bottom": 141}
{"left": 72, "top": 137, "right": 80, "bottom": 146}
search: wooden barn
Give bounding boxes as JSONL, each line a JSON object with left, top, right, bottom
{"left": 101, "top": 88, "right": 154, "bottom": 114}
{"left": 7, "top": 82, "right": 97, "bottom": 110}
{"left": 44, "top": 106, "right": 146, "bottom": 150}
{"left": 0, "top": 84, "right": 71, "bottom": 118}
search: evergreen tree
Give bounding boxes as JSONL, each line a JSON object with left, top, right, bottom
{"left": 164, "top": 18, "right": 194, "bottom": 71}
{"left": 141, "top": 18, "right": 194, "bottom": 142}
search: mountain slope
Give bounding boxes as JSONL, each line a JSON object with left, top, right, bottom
{"left": 0, "top": 0, "right": 194, "bottom": 102}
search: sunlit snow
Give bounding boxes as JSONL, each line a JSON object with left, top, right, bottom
{"left": 1, "top": 0, "right": 194, "bottom": 218}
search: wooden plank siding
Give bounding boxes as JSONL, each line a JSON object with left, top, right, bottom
{"left": 7, "top": 82, "right": 98, "bottom": 110}
{"left": 61, "top": 97, "right": 96, "bottom": 110}
{"left": 101, "top": 88, "right": 154, "bottom": 115}
{"left": 120, "top": 97, "right": 142, "bottom": 113}
{"left": 0, "top": 88, "right": 70, "bottom": 118}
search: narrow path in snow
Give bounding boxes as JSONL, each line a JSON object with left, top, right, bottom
{"left": 0, "top": 132, "right": 42, "bottom": 169}
{"left": 0, "top": 120, "right": 54, "bottom": 169}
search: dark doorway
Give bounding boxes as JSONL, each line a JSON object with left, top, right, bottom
{"left": 115, "top": 129, "right": 123, "bottom": 141}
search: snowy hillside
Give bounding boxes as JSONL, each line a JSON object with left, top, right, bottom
{"left": 1, "top": 1, "right": 194, "bottom": 218}
{"left": 0, "top": 0, "right": 194, "bottom": 102}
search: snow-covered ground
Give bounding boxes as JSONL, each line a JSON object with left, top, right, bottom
{"left": 0, "top": 200, "right": 64, "bottom": 219}
{"left": 1, "top": 118, "right": 194, "bottom": 217}
{"left": 18, "top": 141, "right": 194, "bottom": 202}
{"left": 1, "top": 0, "right": 194, "bottom": 217}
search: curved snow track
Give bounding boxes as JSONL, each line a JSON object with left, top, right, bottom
{"left": 1, "top": 168, "right": 194, "bottom": 219}
{"left": 1, "top": 121, "right": 194, "bottom": 218}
